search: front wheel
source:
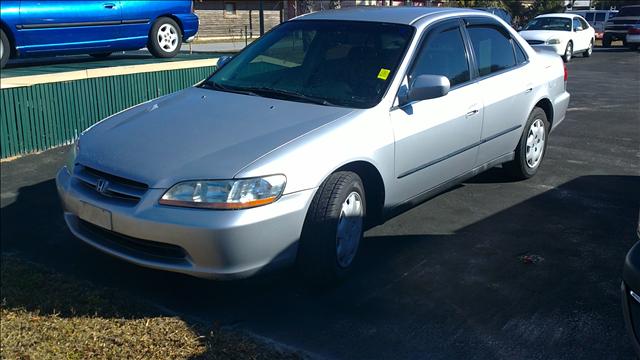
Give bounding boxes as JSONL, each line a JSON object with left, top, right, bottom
{"left": 583, "top": 39, "right": 593, "bottom": 57}
{"left": 297, "top": 171, "right": 366, "bottom": 285}
{"left": 563, "top": 41, "right": 573, "bottom": 62}
{"left": 503, "top": 107, "right": 549, "bottom": 180}
{"left": 1, "top": 29, "right": 9, "bottom": 69}
{"left": 148, "top": 17, "right": 182, "bottom": 58}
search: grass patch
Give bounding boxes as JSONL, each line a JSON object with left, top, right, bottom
{"left": 0, "top": 254, "right": 300, "bottom": 360}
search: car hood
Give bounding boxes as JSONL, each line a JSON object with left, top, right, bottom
{"left": 519, "top": 30, "right": 569, "bottom": 42}
{"left": 77, "top": 87, "right": 355, "bottom": 188}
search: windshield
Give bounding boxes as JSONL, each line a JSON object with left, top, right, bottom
{"left": 524, "top": 17, "right": 572, "bottom": 31}
{"left": 202, "top": 20, "right": 415, "bottom": 109}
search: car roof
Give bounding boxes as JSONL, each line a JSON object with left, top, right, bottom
{"left": 293, "top": 7, "right": 488, "bottom": 25}
{"left": 567, "top": 9, "right": 617, "bottom": 13}
{"left": 536, "top": 13, "right": 579, "bottom": 19}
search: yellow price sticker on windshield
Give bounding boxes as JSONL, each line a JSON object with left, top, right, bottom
{"left": 377, "top": 68, "right": 391, "bottom": 80}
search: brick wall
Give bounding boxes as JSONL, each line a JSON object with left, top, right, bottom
{"left": 194, "top": 1, "right": 283, "bottom": 40}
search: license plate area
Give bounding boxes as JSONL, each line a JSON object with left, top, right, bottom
{"left": 79, "top": 201, "right": 112, "bottom": 230}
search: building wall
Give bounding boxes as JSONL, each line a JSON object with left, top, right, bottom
{"left": 194, "top": 1, "right": 283, "bottom": 40}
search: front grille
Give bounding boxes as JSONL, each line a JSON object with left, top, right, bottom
{"left": 74, "top": 165, "right": 148, "bottom": 203}
{"left": 526, "top": 40, "right": 545, "bottom": 45}
{"left": 78, "top": 219, "right": 187, "bottom": 262}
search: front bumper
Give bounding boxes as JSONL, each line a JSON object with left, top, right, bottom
{"left": 56, "top": 168, "right": 314, "bottom": 279}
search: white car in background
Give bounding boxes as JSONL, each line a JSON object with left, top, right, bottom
{"left": 520, "top": 13, "right": 595, "bottom": 62}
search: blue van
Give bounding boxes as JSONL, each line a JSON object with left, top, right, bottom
{"left": 0, "top": 0, "right": 198, "bottom": 68}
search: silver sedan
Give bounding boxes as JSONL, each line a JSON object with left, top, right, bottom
{"left": 57, "top": 7, "right": 570, "bottom": 283}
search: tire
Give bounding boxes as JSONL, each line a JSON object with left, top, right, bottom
{"left": 297, "top": 171, "right": 366, "bottom": 285}
{"left": 148, "top": 17, "right": 182, "bottom": 58}
{"left": 504, "top": 107, "right": 549, "bottom": 180}
{"left": 562, "top": 41, "right": 573, "bottom": 62}
{"left": 1, "top": 29, "right": 9, "bottom": 69}
{"left": 583, "top": 39, "right": 593, "bottom": 57}
{"left": 89, "top": 52, "right": 112, "bottom": 59}
{"left": 603, "top": 34, "right": 612, "bottom": 48}
{"left": 631, "top": 44, "right": 639, "bottom": 51}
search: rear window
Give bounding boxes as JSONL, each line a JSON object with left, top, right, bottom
{"left": 585, "top": 13, "right": 595, "bottom": 21}
{"left": 595, "top": 13, "right": 606, "bottom": 22}
{"left": 618, "top": 6, "right": 640, "bottom": 17}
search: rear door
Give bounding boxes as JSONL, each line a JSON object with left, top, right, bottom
{"left": 390, "top": 19, "right": 483, "bottom": 201}
{"left": 18, "top": 1, "right": 122, "bottom": 55}
{"left": 464, "top": 17, "right": 534, "bottom": 166}
{"left": 120, "top": 1, "right": 188, "bottom": 41}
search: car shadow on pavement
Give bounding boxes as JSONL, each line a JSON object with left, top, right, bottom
{"left": 1, "top": 174, "right": 638, "bottom": 359}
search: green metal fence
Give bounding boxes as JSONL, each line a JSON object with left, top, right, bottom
{"left": 1, "top": 66, "right": 215, "bottom": 158}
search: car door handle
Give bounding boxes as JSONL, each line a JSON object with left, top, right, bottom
{"left": 466, "top": 109, "right": 480, "bottom": 117}
{"left": 103, "top": 3, "right": 116, "bottom": 9}
{"left": 525, "top": 88, "right": 533, "bottom": 93}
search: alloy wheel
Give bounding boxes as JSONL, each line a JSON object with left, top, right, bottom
{"left": 157, "top": 24, "right": 179, "bottom": 53}
{"left": 525, "top": 119, "right": 546, "bottom": 168}
{"left": 336, "top": 191, "right": 364, "bottom": 268}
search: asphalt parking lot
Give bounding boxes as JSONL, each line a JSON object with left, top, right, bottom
{"left": 1, "top": 48, "right": 639, "bottom": 360}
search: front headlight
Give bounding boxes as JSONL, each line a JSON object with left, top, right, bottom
{"left": 547, "top": 38, "right": 561, "bottom": 45}
{"left": 159, "top": 175, "right": 286, "bottom": 210}
{"left": 64, "top": 140, "right": 79, "bottom": 174}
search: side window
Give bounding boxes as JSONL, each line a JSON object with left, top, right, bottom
{"left": 409, "top": 23, "right": 470, "bottom": 87}
{"left": 579, "top": 18, "right": 590, "bottom": 29}
{"left": 573, "top": 18, "right": 582, "bottom": 31}
{"left": 514, "top": 41, "right": 527, "bottom": 64}
{"left": 466, "top": 25, "right": 516, "bottom": 77}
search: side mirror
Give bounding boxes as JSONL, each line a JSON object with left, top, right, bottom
{"left": 517, "top": 25, "right": 523, "bottom": 31}
{"left": 217, "top": 55, "right": 233, "bottom": 69}
{"left": 399, "top": 75, "right": 450, "bottom": 106}
{"left": 575, "top": 26, "right": 583, "bottom": 31}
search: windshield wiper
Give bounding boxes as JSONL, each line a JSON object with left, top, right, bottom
{"left": 200, "top": 81, "right": 259, "bottom": 97}
{"left": 241, "top": 87, "right": 336, "bottom": 106}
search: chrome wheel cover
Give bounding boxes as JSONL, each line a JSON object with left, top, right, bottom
{"left": 526, "top": 119, "right": 546, "bottom": 168}
{"left": 157, "top": 23, "right": 179, "bottom": 52}
{"left": 336, "top": 191, "right": 363, "bottom": 268}
{"left": 565, "top": 42, "right": 572, "bottom": 60}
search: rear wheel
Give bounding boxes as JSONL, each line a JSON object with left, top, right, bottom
{"left": 603, "top": 34, "right": 612, "bottom": 48}
{"left": 504, "top": 107, "right": 549, "bottom": 180}
{"left": 563, "top": 41, "right": 573, "bottom": 62}
{"left": 148, "top": 17, "right": 182, "bottom": 58}
{"left": 297, "top": 171, "right": 366, "bottom": 285}
{"left": 89, "top": 52, "right": 112, "bottom": 59}
{"left": 583, "top": 39, "right": 593, "bottom": 57}
{"left": 1, "top": 29, "right": 9, "bottom": 69}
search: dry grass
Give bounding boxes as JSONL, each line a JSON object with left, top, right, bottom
{"left": 0, "top": 254, "right": 301, "bottom": 360}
